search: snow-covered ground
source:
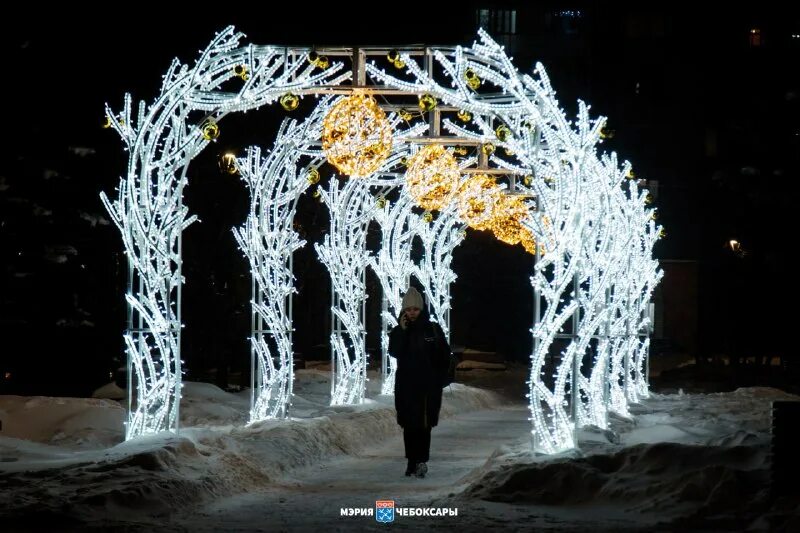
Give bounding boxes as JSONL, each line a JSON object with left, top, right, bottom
{"left": 1, "top": 368, "right": 798, "bottom": 531}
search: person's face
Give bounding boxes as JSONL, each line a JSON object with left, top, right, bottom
{"left": 404, "top": 307, "right": 421, "bottom": 322}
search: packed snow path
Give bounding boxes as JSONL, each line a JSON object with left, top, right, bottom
{"left": 175, "top": 405, "right": 531, "bottom": 531}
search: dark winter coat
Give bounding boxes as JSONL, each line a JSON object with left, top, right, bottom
{"left": 388, "top": 309, "right": 451, "bottom": 429}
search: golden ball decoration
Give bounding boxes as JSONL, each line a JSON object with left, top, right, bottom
{"left": 280, "top": 93, "right": 300, "bottom": 111}
{"left": 307, "top": 51, "right": 330, "bottom": 70}
{"left": 404, "top": 144, "right": 461, "bottom": 211}
{"left": 218, "top": 152, "right": 238, "bottom": 175}
{"left": 495, "top": 124, "right": 512, "bottom": 142}
{"left": 422, "top": 211, "right": 433, "bottom": 223}
{"left": 376, "top": 196, "right": 387, "bottom": 209}
{"left": 307, "top": 168, "right": 320, "bottom": 185}
{"left": 456, "top": 109, "right": 472, "bottom": 122}
{"left": 455, "top": 174, "right": 503, "bottom": 230}
{"left": 201, "top": 120, "right": 220, "bottom": 140}
{"left": 321, "top": 93, "right": 393, "bottom": 178}
{"left": 418, "top": 93, "right": 437, "bottom": 112}
{"left": 488, "top": 194, "right": 531, "bottom": 246}
{"left": 481, "top": 142, "right": 496, "bottom": 156}
{"left": 234, "top": 64, "right": 249, "bottom": 81}
{"left": 102, "top": 116, "right": 112, "bottom": 129}
{"left": 464, "top": 68, "right": 481, "bottom": 89}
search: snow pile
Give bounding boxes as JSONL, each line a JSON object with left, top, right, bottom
{"left": 0, "top": 395, "right": 124, "bottom": 449}
{"left": 452, "top": 387, "right": 800, "bottom": 530}
{"left": 0, "top": 369, "right": 504, "bottom": 528}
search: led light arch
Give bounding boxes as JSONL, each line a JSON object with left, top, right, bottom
{"left": 103, "top": 27, "right": 662, "bottom": 451}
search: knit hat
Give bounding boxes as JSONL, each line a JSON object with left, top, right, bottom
{"left": 401, "top": 287, "right": 424, "bottom": 310}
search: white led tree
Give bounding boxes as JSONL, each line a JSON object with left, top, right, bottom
{"left": 369, "top": 190, "right": 420, "bottom": 395}
{"left": 102, "top": 27, "right": 349, "bottom": 438}
{"left": 315, "top": 177, "right": 375, "bottom": 405}
{"left": 413, "top": 200, "right": 466, "bottom": 340}
{"left": 232, "top": 100, "right": 332, "bottom": 421}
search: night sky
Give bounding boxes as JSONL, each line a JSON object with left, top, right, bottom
{"left": 2, "top": 2, "right": 798, "bottom": 396}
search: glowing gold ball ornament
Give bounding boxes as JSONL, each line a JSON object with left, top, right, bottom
{"left": 280, "top": 93, "right": 300, "bottom": 111}
{"left": 201, "top": 120, "right": 220, "bottom": 140}
{"left": 453, "top": 146, "right": 468, "bottom": 157}
{"left": 376, "top": 196, "right": 387, "bottom": 209}
{"left": 321, "top": 93, "right": 393, "bottom": 178}
{"left": 457, "top": 109, "right": 472, "bottom": 122}
{"left": 488, "top": 194, "right": 531, "bottom": 246}
{"left": 218, "top": 152, "right": 238, "bottom": 175}
{"left": 387, "top": 49, "right": 405, "bottom": 69}
{"left": 455, "top": 174, "right": 504, "bottom": 230}
{"left": 481, "top": 142, "right": 496, "bottom": 156}
{"left": 404, "top": 144, "right": 461, "bottom": 211}
{"left": 307, "top": 168, "right": 320, "bottom": 185}
{"left": 234, "top": 64, "right": 250, "bottom": 81}
{"left": 398, "top": 108, "right": 414, "bottom": 121}
{"left": 422, "top": 211, "right": 434, "bottom": 223}
{"left": 308, "top": 50, "right": 331, "bottom": 70}
{"left": 495, "top": 124, "right": 512, "bottom": 142}
{"left": 314, "top": 56, "right": 330, "bottom": 69}
{"left": 465, "top": 68, "right": 481, "bottom": 90}
{"left": 626, "top": 169, "right": 636, "bottom": 179}
{"left": 418, "top": 93, "right": 437, "bottom": 112}
{"left": 102, "top": 116, "right": 112, "bottom": 129}
{"left": 523, "top": 175, "right": 533, "bottom": 186}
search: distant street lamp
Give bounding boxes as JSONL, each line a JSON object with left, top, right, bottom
{"left": 728, "top": 239, "right": 747, "bottom": 258}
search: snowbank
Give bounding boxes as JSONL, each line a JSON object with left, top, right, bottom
{"left": 0, "top": 370, "right": 504, "bottom": 527}
{"left": 449, "top": 387, "right": 800, "bottom": 530}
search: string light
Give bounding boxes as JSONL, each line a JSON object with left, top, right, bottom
{"left": 322, "top": 93, "right": 393, "bottom": 178}
{"left": 404, "top": 144, "right": 460, "bottom": 211}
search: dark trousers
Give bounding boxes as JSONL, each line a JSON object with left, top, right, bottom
{"left": 403, "top": 427, "right": 432, "bottom": 463}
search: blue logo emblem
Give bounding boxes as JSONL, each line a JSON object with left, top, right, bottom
{"left": 376, "top": 500, "right": 395, "bottom": 523}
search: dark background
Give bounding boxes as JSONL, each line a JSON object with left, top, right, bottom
{"left": 1, "top": 2, "right": 797, "bottom": 396}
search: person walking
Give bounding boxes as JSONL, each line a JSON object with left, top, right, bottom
{"left": 388, "top": 287, "right": 452, "bottom": 478}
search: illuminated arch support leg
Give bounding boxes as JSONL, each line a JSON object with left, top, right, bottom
{"left": 233, "top": 103, "right": 330, "bottom": 422}
{"left": 413, "top": 201, "right": 465, "bottom": 341}
{"left": 369, "top": 190, "right": 420, "bottom": 395}
{"left": 102, "top": 27, "right": 350, "bottom": 439}
{"left": 316, "top": 178, "right": 375, "bottom": 405}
